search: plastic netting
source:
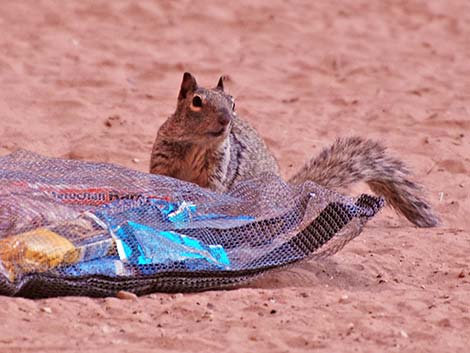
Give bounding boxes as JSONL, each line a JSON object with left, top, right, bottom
{"left": 0, "top": 150, "right": 383, "bottom": 297}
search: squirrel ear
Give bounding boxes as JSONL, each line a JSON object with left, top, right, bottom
{"left": 178, "top": 72, "right": 198, "bottom": 100}
{"left": 216, "top": 76, "right": 224, "bottom": 91}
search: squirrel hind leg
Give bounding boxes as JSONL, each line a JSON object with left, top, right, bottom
{"left": 368, "top": 179, "right": 440, "bottom": 228}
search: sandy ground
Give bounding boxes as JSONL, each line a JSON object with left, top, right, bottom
{"left": 0, "top": 1, "right": 469, "bottom": 352}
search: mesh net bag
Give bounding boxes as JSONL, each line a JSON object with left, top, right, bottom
{"left": 0, "top": 150, "right": 383, "bottom": 298}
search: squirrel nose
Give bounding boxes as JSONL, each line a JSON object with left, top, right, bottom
{"left": 218, "top": 110, "right": 231, "bottom": 126}
{"left": 218, "top": 115, "right": 231, "bottom": 126}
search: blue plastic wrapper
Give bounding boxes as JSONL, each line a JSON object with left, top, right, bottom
{"left": 60, "top": 258, "right": 130, "bottom": 277}
{"left": 59, "top": 222, "right": 231, "bottom": 277}
{"left": 57, "top": 200, "right": 237, "bottom": 277}
{"left": 113, "top": 221, "right": 230, "bottom": 269}
{"left": 95, "top": 198, "right": 254, "bottom": 229}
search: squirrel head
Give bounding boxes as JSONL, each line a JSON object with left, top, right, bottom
{"left": 167, "top": 72, "right": 236, "bottom": 144}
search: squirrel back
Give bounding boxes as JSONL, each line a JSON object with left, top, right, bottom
{"left": 150, "top": 73, "right": 439, "bottom": 228}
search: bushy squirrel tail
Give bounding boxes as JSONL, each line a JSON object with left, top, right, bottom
{"left": 289, "top": 137, "right": 440, "bottom": 228}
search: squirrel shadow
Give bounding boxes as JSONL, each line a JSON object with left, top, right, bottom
{"left": 246, "top": 257, "right": 385, "bottom": 291}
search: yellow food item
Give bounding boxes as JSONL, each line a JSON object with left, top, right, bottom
{"left": 0, "top": 229, "right": 80, "bottom": 281}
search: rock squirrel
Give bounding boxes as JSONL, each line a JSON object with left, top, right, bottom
{"left": 150, "top": 72, "right": 439, "bottom": 228}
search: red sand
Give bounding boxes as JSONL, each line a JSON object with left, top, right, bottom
{"left": 0, "top": 1, "right": 469, "bottom": 352}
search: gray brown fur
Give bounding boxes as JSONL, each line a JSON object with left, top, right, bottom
{"left": 150, "top": 73, "right": 278, "bottom": 192}
{"left": 150, "top": 73, "right": 439, "bottom": 228}
{"left": 289, "top": 137, "right": 439, "bottom": 227}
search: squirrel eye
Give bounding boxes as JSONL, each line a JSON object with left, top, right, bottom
{"left": 232, "top": 102, "right": 236, "bottom": 111}
{"left": 192, "top": 95, "right": 203, "bottom": 107}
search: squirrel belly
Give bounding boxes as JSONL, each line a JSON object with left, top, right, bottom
{"left": 150, "top": 72, "right": 440, "bottom": 228}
